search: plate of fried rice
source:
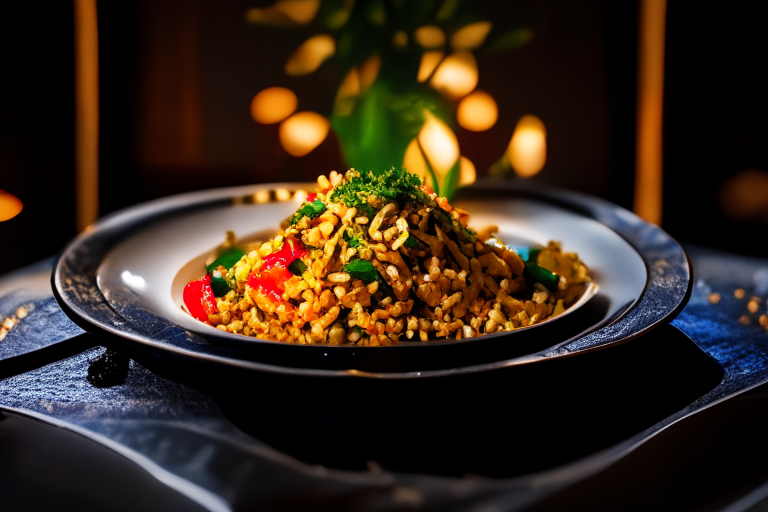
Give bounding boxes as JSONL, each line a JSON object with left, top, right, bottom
{"left": 53, "top": 169, "right": 691, "bottom": 377}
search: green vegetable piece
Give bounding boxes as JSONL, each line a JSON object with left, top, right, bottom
{"left": 206, "top": 247, "right": 246, "bottom": 273}
{"left": 209, "top": 276, "right": 231, "bottom": 297}
{"left": 288, "top": 199, "right": 327, "bottom": 226}
{"left": 525, "top": 265, "right": 559, "bottom": 292}
{"left": 403, "top": 235, "right": 418, "bottom": 248}
{"left": 288, "top": 259, "right": 307, "bottom": 276}
{"left": 430, "top": 207, "right": 475, "bottom": 243}
{"left": 522, "top": 248, "right": 560, "bottom": 291}
{"left": 343, "top": 259, "right": 380, "bottom": 283}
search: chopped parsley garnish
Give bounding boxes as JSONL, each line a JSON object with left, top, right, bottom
{"left": 343, "top": 231, "right": 361, "bottom": 248}
{"left": 288, "top": 199, "right": 326, "bottom": 226}
{"left": 342, "top": 223, "right": 368, "bottom": 249}
{"left": 330, "top": 167, "right": 429, "bottom": 218}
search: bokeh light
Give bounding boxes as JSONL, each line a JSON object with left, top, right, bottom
{"left": 456, "top": 90, "right": 498, "bottom": 131}
{"left": 279, "top": 111, "right": 330, "bottom": 157}
{"left": 430, "top": 50, "right": 478, "bottom": 100}
{"left": 246, "top": 0, "right": 320, "bottom": 27}
{"left": 254, "top": 190, "right": 270, "bottom": 203}
{"left": 275, "top": 188, "right": 292, "bottom": 201}
{"left": 293, "top": 190, "right": 308, "bottom": 203}
{"left": 393, "top": 31, "right": 408, "bottom": 48}
{"left": 418, "top": 110, "right": 460, "bottom": 179}
{"left": 507, "top": 115, "right": 547, "bottom": 177}
{"left": 285, "top": 34, "right": 336, "bottom": 76}
{"left": 338, "top": 67, "right": 361, "bottom": 97}
{"left": 417, "top": 51, "right": 444, "bottom": 83}
{"left": 359, "top": 55, "right": 381, "bottom": 92}
{"left": 251, "top": 87, "right": 298, "bottom": 124}
{"left": 0, "top": 190, "right": 23, "bottom": 222}
{"left": 451, "top": 21, "right": 492, "bottom": 50}
{"left": 718, "top": 169, "right": 768, "bottom": 222}
{"left": 415, "top": 25, "right": 446, "bottom": 48}
{"left": 459, "top": 156, "right": 476, "bottom": 186}
{"left": 274, "top": 0, "right": 320, "bottom": 24}
{"left": 403, "top": 138, "right": 430, "bottom": 185}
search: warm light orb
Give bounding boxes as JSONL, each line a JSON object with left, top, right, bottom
{"left": 0, "top": 190, "right": 23, "bottom": 222}
{"left": 393, "top": 31, "right": 408, "bottom": 48}
{"left": 403, "top": 138, "right": 430, "bottom": 186}
{"left": 417, "top": 51, "right": 444, "bottom": 83}
{"left": 359, "top": 55, "right": 381, "bottom": 92}
{"left": 456, "top": 90, "right": 498, "bottom": 131}
{"left": 430, "top": 50, "right": 478, "bottom": 100}
{"left": 415, "top": 25, "right": 446, "bottom": 48}
{"left": 285, "top": 34, "right": 335, "bottom": 76}
{"left": 718, "top": 169, "right": 768, "bottom": 222}
{"left": 293, "top": 190, "right": 308, "bottom": 203}
{"left": 250, "top": 87, "right": 298, "bottom": 124}
{"left": 459, "top": 156, "right": 476, "bottom": 186}
{"left": 337, "top": 67, "right": 361, "bottom": 98}
{"left": 418, "top": 110, "right": 460, "bottom": 179}
{"left": 254, "top": 190, "right": 270, "bottom": 203}
{"left": 507, "top": 115, "right": 547, "bottom": 177}
{"left": 275, "top": 188, "right": 292, "bottom": 201}
{"left": 246, "top": 0, "right": 320, "bottom": 27}
{"left": 275, "top": 0, "right": 320, "bottom": 24}
{"left": 451, "top": 21, "right": 492, "bottom": 50}
{"left": 279, "top": 111, "right": 330, "bottom": 157}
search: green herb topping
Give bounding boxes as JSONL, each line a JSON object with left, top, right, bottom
{"left": 288, "top": 199, "right": 326, "bottom": 226}
{"left": 343, "top": 227, "right": 367, "bottom": 249}
{"left": 330, "top": 167, "right": 429, "bottom": 218}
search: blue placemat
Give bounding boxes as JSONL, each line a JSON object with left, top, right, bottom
{"left": 3, "top": 245, "right": 768, "bottom": 511}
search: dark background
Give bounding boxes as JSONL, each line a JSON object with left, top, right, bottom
{"left": 1, "top": 0, "right": 766, "bottom": 275}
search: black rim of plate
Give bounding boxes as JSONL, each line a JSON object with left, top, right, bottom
{"left": 51, "top": 179, "right": 692, "bottom": 379}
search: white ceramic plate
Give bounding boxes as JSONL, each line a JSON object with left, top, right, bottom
{"left": 97, "top": 193, "right": 617, "bottom": 346}
{"left": 52, "top": 180, "right": 690, "bottom": 377}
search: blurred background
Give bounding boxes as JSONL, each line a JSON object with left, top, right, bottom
{"left": 1, "top": 0, "right": 766, "bottom": 275}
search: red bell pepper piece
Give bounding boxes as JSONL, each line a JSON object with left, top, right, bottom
{"left": 183, "top": 275, "right": 218, "bottom": 322}
{"left": 247, "top": 266, "right": 292, "bottom": 302}
{"left": 261, "top": 238, "right": 308, "bottom": 272}
{"left": 247, "top": 238, "right": 308, "bottom": 303}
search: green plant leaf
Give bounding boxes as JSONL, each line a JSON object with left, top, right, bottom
{"left": 485, "top": 27, "right": 533, "bottom": 53}
{"left": 441, "top": 157, "right": 461, "bottom": 200}
{"left": 288, "top": 199, "right": 327, "bottom": 225}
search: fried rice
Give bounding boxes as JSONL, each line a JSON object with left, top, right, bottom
{"left": 184, "top": 168, "right": 592, "bottom": 346}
